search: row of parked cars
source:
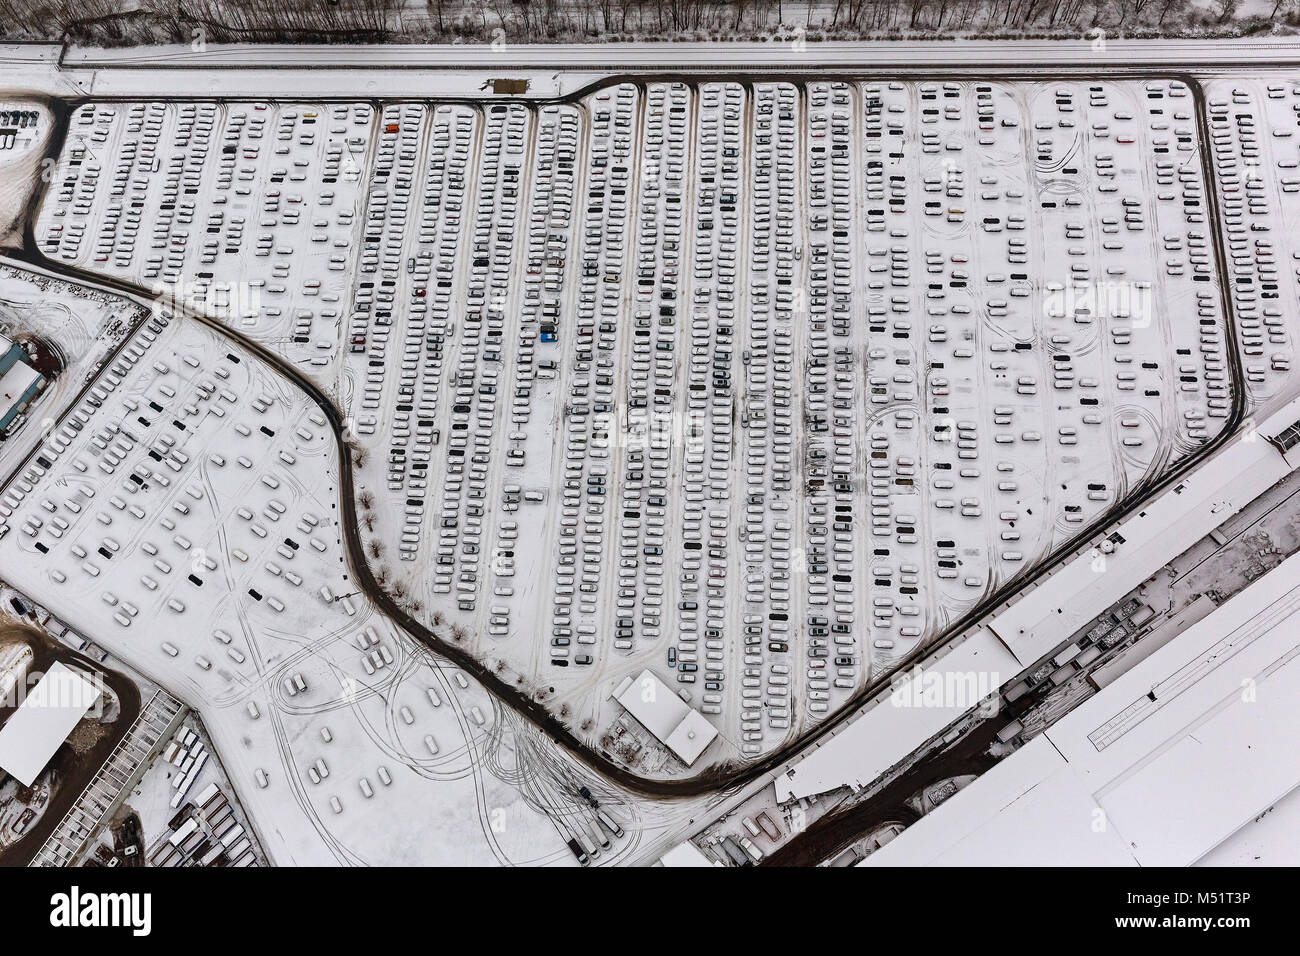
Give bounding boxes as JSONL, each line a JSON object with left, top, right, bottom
{"left": 547, "top": 85, "right": 639, "bottom": 668}
{"left": 0, "top": 299, "right": 351, "bottom": 695}
{"left": 29, "top": 79, "right": 1237, "bottom": 767}
{"left": 1207, "top": 81, "right": 1300, "bottom": 408}
{"left": 37, "top": 100, "right": 371, "bottom": 376}
{"left": 330, "top": 78, "right": 1240, "bottom": 765}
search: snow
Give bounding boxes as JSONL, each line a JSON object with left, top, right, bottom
{"left": 322, "top": 77, "right": 1232, "bottom": 777}
{"left": 0, "top": 267, "right": 712, "bottom": 863}
{"left": 2, "top": 53, "right": 1295, "bottom": 860}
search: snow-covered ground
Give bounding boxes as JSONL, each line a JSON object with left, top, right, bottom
{"left": 1203, "top": 76, "right": 1300, "bottom": 415}
{"left": 0, "top": 99, "right": 49, "bottom": 249}
{"left": 33, "top": 101, "right": 374, "bottom": 398}
{"left": 331, "top": 77, "right": 1236, "bottom": 777}
{"left": 0, "top": 265, "right": 715, "bottom": 864}
{"left": 0, "top": 261, "right": 147, "bottom": 468}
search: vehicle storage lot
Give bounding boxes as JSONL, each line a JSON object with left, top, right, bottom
{"left": 34, "top": 101, "right": 373, "bottom": 389}
{"left": 1204, "top": 76, "right": 1300, "bottom": 415}
{"left": 0, "top": 267, "right": 660, "bottom": 865}
{"left": 0, "top": 286, "right": 353, "bottom": 688}
{"left": 337, "top": 78, "right": 1233, "bottom": 775}
{"left": 30, "top": 78, "right": 1237, "bottom": 779}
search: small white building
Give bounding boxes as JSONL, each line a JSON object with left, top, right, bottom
{"left": 612, "top": 669, "right": 718, "bottom": 766}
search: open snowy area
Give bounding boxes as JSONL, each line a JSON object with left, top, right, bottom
{"left": 0, "top": 264, "right": 710, "bottom": 865}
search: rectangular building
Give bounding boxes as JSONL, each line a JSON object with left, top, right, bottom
{"left": 866, "top": 548, "right": 1300, "bottom": 866}
{"left": 0, "top": 338, "right": 43, "bottom": 432}
{"left": 0, "top": 660, "right": 101, "bottom": 787}
{"left": 612, "top": 669, "right": 718, "bottom": 766}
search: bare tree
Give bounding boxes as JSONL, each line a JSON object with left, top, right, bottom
{"left": 1212, "top": 0, "right": 1240, "bottom": 20}
{"left": 1156, "top": 0, "right": 1188, "bottom": 23}
{"left": 1113, "top": 0, "right": 1154, "bottom": 25}
{"left": 428, "top": 0, "right": 447, "bottom": 32}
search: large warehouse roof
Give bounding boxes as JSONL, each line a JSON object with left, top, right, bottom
{"left": 774, "top": 632, "right": 1016, "bottom": 803}
{"left": 863, "top": 737, "right": 1140, "bottom": 866}
{"left": 0, "top": 661, "right": 101, "bottom": 787}
{"left": 866, "top": 548, "right": 1300, "bottom": 867}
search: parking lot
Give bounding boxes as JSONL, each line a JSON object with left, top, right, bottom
{"left": 325, "top": 78, "right": 1235, "bottom": 773}
{"left": 35, "top": 101, "right": 373, "bottom": 387}
{"left": 25, "top": 78, "right": 1240, "bottom": 778}
{"left": 0, "top": 266, "right": 615, "bottom": 864}
{"left": 1204, "top": 77, "right": 1300, "bottom": 415}
{"left": 0, "top": 280, "right": 357, "bottom": 687}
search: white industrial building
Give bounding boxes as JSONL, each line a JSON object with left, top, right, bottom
{"left": 865, "top": 546, "right": 1300, "bottom": 866}
{"left": 0, "top": 660, "right": 101, "bottom": 787}
{"left": 0, "top": 334, "right": 43, "bottom": 432}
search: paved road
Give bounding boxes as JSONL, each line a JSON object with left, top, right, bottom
{"left": 6, "top": 38, "right": 1300, "bottom": 102}
{"left": 53, "top": 38, "right": 1300, "bottom": 69}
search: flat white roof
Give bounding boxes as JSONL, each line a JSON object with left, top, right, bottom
{"left": 866, "top": 548, "right": 1300, "bottom": 867}
{"left": 0, "top": 661, "right": 101, "bottom": 787}
{"left": 864, "top": 738, "right": 1139, "bottom": 866}
{"left": 613, "top": 669, "right": 718, "bottom": 766}
{"left": 1198, "top": 778, "right": 1300, "bottom": 866}
{"left": 664, "top": 710, "right": 717, "bottom": 767}
{"left": 0, "top": 359, "right": 39, "bottom": 409}
{"left": 775, "top": 632, "right": 1017, "bottom": 803}
{"left": 658, "top": 840, "right": 718, "bottom": 867}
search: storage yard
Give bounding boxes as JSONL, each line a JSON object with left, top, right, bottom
{"left": 0, "top": 264, "right": 693, "bottom": 865}
{"left": 22, "top": 76, "right": 1252, "bottom": 779}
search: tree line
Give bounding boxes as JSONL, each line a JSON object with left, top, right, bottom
{"left": 0, "top": 0, "right": 1293, "bottom": 45}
